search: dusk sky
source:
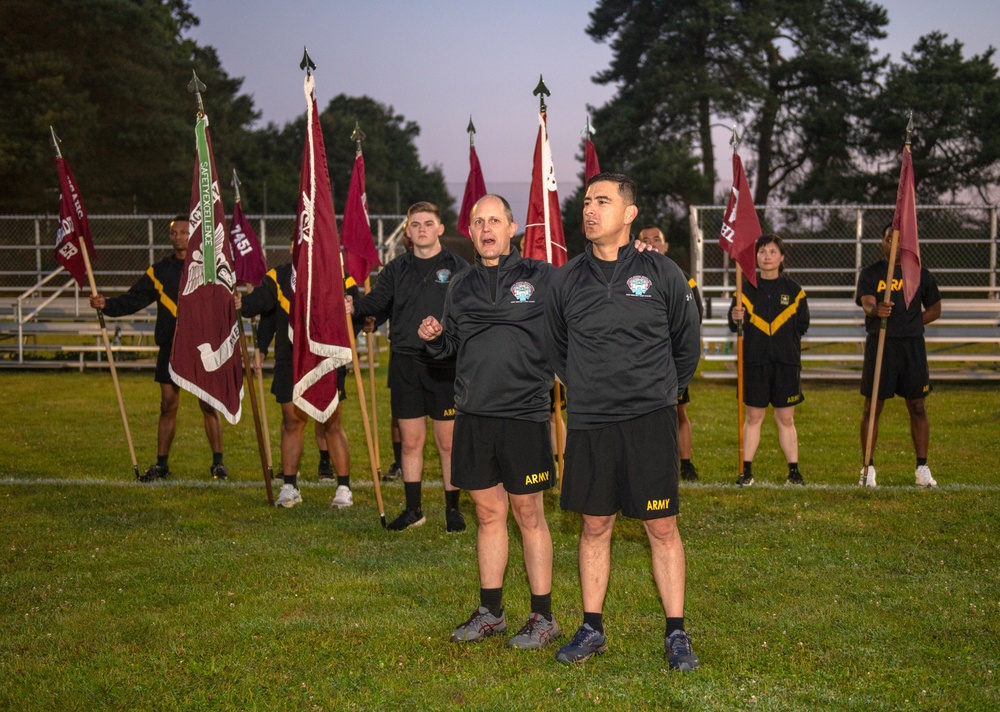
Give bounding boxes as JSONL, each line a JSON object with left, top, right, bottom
{"left": 186, "top": 0, "right": 999, "bottom": 216}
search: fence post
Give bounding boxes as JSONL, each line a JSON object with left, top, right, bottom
{"left": 688, "top": 205, "right": 704, "bottom": 299}
{"left": 989, "top": 205, "right": 997, "bottom": 298}
{"left": 855, "top": 208, "right": 864, "bottom": 291}
{"left": 34, "top": 218, "right": 42, "bottom": 284}
{"left": 260, "top": 216, "right": 267, "bottom": 249}
{"left": 148, "top": 218, "right": 154, "bottom": 265}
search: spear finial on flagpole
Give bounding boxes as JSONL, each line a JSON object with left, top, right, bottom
{"left": 187, "top": 70, "right": 207, "bottom": 117}
{"left": 300, "top": 47, "right": 317, "bottom": 75}
{"left": 533, "top": 75, "right": 551, "bottom": 113}
{"left": 905, "top": 111, "right": 914, "bottom": 148}
{"left": 467, "top": 116, "right": 476, "bottom": 147}
{"left": 729, "top": 125, "right": 742, "bottom": 154}
{"left": 232, "top": 168, "right": 242, "bottom": 204}
{"left": 582, "top": 115, "right": 596, "bottom": 140}
{"left": 351, "top": 121, "right": 365, "bottom": 156}
{"left": 49, "top": 126, "right": 63, "bottom": 159}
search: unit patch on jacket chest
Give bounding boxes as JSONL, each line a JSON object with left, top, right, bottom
{"left": 510, "top": 281, "right": 535, "bottom": 303}
{"left": 626, "top": 275, "right": 652, "bottom": 297}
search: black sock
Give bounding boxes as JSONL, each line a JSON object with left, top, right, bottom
{"left": 156, "top": 455, "right": 169, "bottom": 468}
{"left": 212, "top": 452, "right": 223, "bottom": 467}
{"left": 917, "top": 457, "right": 928, "bottom": 467}
{"left": 480, "top": 587, "right": 503, "bottom": 617}
{"left": 666, "top": 617, "right": 685, "bottom": 637}
{"left": 531, "top": 592, "right": 553, "bottom": 621}
{"left": 583, "top": 612, "right": 603, "bottom": 634}
{"left": 445, "top": 489, "right": 460, "bottom": 510}
{"left": 284, "top": 474, "right": 298, "bottom": 488}
{"left": 392, "top": 441, "right": 402, "bottom": 463}
{"left": 319, "top": 450, "right": 331, "bottom": 467}
{"left": 743, "top": 461, "right": 753, "bottom": 477}
{"left": 404, "top": 481, "right": 422, "bottom": 512}
{"left": 337, "top": 475, "right": 350, "bottom": 489}
{"left": 788, "top": 462, "right": 799, "bottom": 474}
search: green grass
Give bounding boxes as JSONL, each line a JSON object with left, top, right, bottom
{"left": 1, "top": 370, "right": 998, "bottom": 710}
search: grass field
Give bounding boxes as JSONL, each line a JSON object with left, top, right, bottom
{"left": 1, "top": 369, "right": 998, "bottom": 710}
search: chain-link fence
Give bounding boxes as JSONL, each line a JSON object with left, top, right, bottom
{"left": 0, "top": 214, "right": 407, "bottom": 297}
{"left": 691, "top": 205, "right": 999, "bottom": 299}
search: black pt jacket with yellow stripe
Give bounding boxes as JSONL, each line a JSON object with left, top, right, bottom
{"left": 727, "top": 274, "right": 809, "bottom": 366}
{"left": 100, "top": 254, "right": 183, "bottom": 346}
{"left": 426, "top": 248, "right": 554, "bottom": 422}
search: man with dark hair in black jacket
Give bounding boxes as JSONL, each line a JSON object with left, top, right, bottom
{"left": 546, "top": 173, "right": 701, "bottom": 670}
{"left": 419, "top": 194, "right": 560, "bottom": 650}
{"left": 89, "top": 215, "right": 226, "bottom": 482}
{"left": 347, "top": 201, "right": 469, "bottom": 532}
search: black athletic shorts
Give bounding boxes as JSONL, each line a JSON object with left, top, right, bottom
{"left": 678, "top": 386, "right": 691, "bottom": 405}
{"left": 451, "top": 414, "right": 554, "bottom": 495}
{"left": 743, "top": 362, "right": 804, "bottom": 408}
{"left": 561, "top": 406, "right": 679, "bottom": 520}
{"left": 388, "top": 352, "right": 456, "bottom": 420}
{"left": 272, "top": 363, "right": 347, "bottom": 405}
{"left": 861, "top": 335, "right": 932, "bottom": 400}
{"left": 155, "top": 344, "right": 175, "bottom": 385}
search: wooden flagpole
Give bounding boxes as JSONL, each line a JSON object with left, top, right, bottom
{"left": 51, "top": 128, "right": 140, "bottom": 479}
{"left": 250, "top": 319, "right": 273, "bottom": 477}
{"left": 862, "top": 117, "right": 914, "bottom": 477}
{"left": 237, "top": 314, "right": 273, "bottom": 505}
{"left": 553, "top": 380, "right": 565, "bottom": 485}
{"left": 363, "top": 277, "right": 382, "bottom": 480}
{"left": 735, "top": 264, "right": 746, "bottom": 477}
{"left": 347, "top": 313, "right": 386, "bottom": 527}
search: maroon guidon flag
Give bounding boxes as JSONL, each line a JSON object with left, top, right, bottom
{"left": 584, "top": 137, "right": 601, "bottom": 183}
{"left": 291, "top": 73, "right": 352, "bottom": 422}
{"left": 523, "top": 111, "right": 567, "bottom": 267}
{"left": 341, "top": 149, "right": 381, "bottom": 285}
{"left": 230, "top": 198, "right": 266, "bottom": 287}
{"left": 718, "top": 153, "right": 761, "bottom": 289}
{"left": 54, "top": 157, "right": 98, "bottom": 287}
{"left": 892, "top": 147, "right": 922, "bottom": 308}
{"left": 169, "top": 114, "right": 243, "bottom": 424}
{"left": 457, "top": 143, "right": 487, "bottom": 239}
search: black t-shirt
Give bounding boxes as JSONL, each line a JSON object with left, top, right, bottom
{"left": 855, "top": 261, "right": 941, "bottom": 337}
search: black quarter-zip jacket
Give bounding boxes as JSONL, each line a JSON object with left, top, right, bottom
{"left": 426, "top": 248, "right": 555, "bottom": 421}
{"left": 352, "top": 247, "right": 468, "bottom": 364}
{"left": 546, "top": 242, "right": 702, "bottom": 429}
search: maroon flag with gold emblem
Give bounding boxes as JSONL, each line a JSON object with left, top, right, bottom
{"left": 291, "top": 73, "right": 352, "bottom": 422}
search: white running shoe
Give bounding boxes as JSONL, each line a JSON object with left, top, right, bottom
{"left": 330, "top": 485, "right": 353, "bottom": 508}
{"left": 859, "top": 465, "right": 877, "bottom": 488}
{"left": 275, "top": 483, "right": 302, "bottom": 508}
{"left": 915, "top": 465, "right": 937, "bottom": 487}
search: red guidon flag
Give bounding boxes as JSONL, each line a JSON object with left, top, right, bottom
{"left": 169, "top": 113, "right": 243, "bottom": 424}
{"left": 54, "top": 156, "right": 98, "bottom": 287}
{"left": 457, "top": 143, "right": 486, "bottom": 239}
{"left": 718, "top": 153, "right": 761, "bottom": 289}
{"left": 584, "top": 137, "right": 601, "bottom": 183}
{"left": 291, "top": 73, "right": 352, "bottom": 422}
{"left": 341, "top": 149, "right": 381, "bottom": 285}
{"left": 892, "top": 147, "right": 921, "bottom": 308}
{"left": 230, "top": 198, "right": 267, "bottom": 287}
{"left": 523, "top": 111, "right": 567, "bottom": 266}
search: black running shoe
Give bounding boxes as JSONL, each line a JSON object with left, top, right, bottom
{"left": 680, "top": 462, "right": 699, "bottom": 482}
{"left": 210, "top": 463, "right": 229, "bottom": 481}
{"left": 786, "top": 470, "right": 805, "bottom": 485}
{"left": 666, "top": 629, "right": 699, "bottom": 671}
{"left": 735, "top": 473, "right": 754, "bottom": 487}
{"left": 386, "top": 508, "right": 426, "bottom": 531}
{"left": 318, "top": 461, "right": 335, "bottom": 481}
{"left": 555, "top": 624, "right": 607, "bottom": 664}
{"left": 138, "top": 463, "right": 169, "bottom": 482}
{"left": 382, "top": 461, "right": 402, "bottom": 482}
{"left": 446, "top": 507, "right": 466, "bottom": 533}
